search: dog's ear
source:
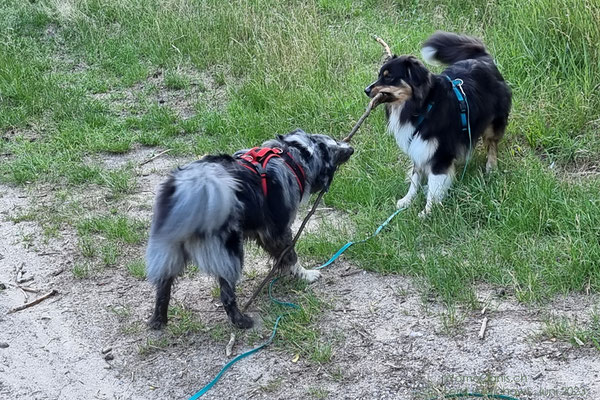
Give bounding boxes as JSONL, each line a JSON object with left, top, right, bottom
{"left": 405, "top": 56, "right": 431, "bottom": 102}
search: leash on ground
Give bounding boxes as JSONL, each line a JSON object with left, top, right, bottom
{"left": 188, "top": 205, "right": 405, "bottom": 400}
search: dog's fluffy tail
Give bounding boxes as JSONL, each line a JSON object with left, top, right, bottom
{"left": 146, "top": 162, "right": 239, "bottom": 285}
{"left": 421, "top": 31, "right": 489, "bottom": 66}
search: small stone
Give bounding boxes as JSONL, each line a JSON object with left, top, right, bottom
{"left": 104, "top": 353, "right": 114, "bottom": 361}
{"left": 0, "top": 283, "right": 6, "bottom": 290}
{"left": 0, "top": 342, "right": 9, "bottom": 349}
{"left": 101, "top": 347, "right": 112, "bottom": 354}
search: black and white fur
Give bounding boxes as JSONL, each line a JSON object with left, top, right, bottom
{"left": 365, "top": 31, "right": 512, "bottom": 216}
{"left": 146, "top": 129, "right": 354, "bottom": 329}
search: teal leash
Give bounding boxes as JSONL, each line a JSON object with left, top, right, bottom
{"left": 187, "top": 202, "right": 521, "bottom": 400}
{"left": 315, "top": 207, "right": 404, "bottom": 271}
{"left": 188, "top": 315, "right": 284, "bottom": 400}
{"left": 431, "top": 393, "right": 520, "bottom": 400}
{"left": 187, "top": 207, "right": 405, "bottom": 399}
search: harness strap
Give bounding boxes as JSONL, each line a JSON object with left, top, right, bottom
{"left": 236, "top": 147, "right": 306, "bottom": 197}
{"left": 415, "top": 102, "right": 434, "bottom": 129}
{"left": 445, "top": 75, "right": 468, "bottom": 132}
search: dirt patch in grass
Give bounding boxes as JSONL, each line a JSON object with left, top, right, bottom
{"left": 91, "top": 66, "right": 227, "bottom": 120}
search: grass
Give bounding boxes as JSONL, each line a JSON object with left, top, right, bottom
{"left": 125, "top": 259, "right": 146, "bottom": 279}
{"left": 1, "top": 0, "right": 599, "bottom": 346}
{"left": 541, "top": 310, "right": 600, "bottom": 350}
{"left": 260, "top": 278, "right": 335, "bottom": 363}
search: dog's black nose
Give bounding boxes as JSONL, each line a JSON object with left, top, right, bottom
{"left": 364, "top": 86, "right": 372, "bottom": 97}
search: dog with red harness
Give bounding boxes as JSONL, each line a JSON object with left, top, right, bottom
{"left": 146, "top": 129, "right": 354, "bottom": 329}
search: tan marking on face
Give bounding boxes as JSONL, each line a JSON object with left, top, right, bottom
{"left": 369, "top": 82, "right": 413, "bottom": 104}
{"left": 383, "top": 70, "right": 389, "bottom": 77}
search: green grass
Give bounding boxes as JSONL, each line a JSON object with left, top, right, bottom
{"left": 125, "top": 259, "right": 147, "bottom": 279}
{"left": 260, "top": 278, "right": 334, "bottom": 363}
{"left": 541, "top": 310, "right": 600, "bottom": 350}
{"left": 77, "top": 214, "right": 146, "bottom": 244}
{"left": 1, "top": 1, "right": 599, "bottom": 318}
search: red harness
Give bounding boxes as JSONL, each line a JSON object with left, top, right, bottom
{"left": 236, "top": 147, "right": 306, "bottom": 197}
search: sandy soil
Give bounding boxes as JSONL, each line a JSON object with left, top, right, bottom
{"left": 1, "top": 153, "right": 599, "bottom": 400}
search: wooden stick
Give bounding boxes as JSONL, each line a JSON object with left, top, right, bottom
{"left": 478, "top": 317, "right": 488, "bottom": 340}
{"left": 8, "top": 289, "right": 58, "bottom": 313}
{"left": 139, "top": 149, "right": 171, "bottom": 167}
{"left": 372, "top": 35, "right": 392, "bottom": 61}
{"left": 342, "top": 93, "right": 384, "bottom": 143}
{"left": 225, "top": 333, "right": 236, "bottom": 357}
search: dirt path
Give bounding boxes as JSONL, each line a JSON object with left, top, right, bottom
{"left": 1, "top": 157, "right": 599, "bottom": 400}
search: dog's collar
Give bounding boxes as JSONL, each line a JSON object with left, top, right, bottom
{"left": 445, "top": 75, "right": 468, "bottom": 132}
{"left": 236, "top": 147, "right": 306, "bottom": 197}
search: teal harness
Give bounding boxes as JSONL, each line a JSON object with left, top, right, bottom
{"left": 445, "top": 75, "right": 469, "bottom": 133}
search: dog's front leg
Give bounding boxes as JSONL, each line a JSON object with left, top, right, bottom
{"left": 396, "top": 166, "right": 421, "bottom": 209}
{"left": 420, "top": 171, "right": 453, "bottom": 217}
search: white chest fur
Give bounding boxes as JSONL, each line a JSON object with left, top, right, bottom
{"left": 387, "top": 105, "right": 438, "bottom": 168}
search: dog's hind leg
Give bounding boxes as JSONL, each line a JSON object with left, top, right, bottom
{"left": 149, "top": 277, "right": 174, "bottom": 330}
{"left": 396, "top": 165, "right": 421, "bottom": 209}
{"left": 484, "top": 118, "right": 507, "bottom": 173}
{"left": 219, "top": 277, "right": 253, "bottom": 329}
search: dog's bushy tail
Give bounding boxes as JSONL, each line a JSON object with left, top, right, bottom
{"left": 421, "top": 31, "right": 490, "bottom": 66}
{"left": 146, "top": 162, "right": 239, "bottom": 285}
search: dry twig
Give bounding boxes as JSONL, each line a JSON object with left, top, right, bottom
{"left": 225, "top": 333, "right": 236, "bottom": 357}
{"left": 373, "top": 34, "right": 392, "bottom": 61}
{"left": 8, "top": 289, "right": 58, "bottom": 313}
{"left": 139, "top": 149, "right": 171, "bottom": 167}
{"left": 478, "top": 317, "right": 488, "bottom": 340}
{"left": 342, "top": 92, "right": 384, "bottom": 143}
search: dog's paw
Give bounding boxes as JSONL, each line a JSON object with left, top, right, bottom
{"left": 148, "top": 316, "right": 166, "bottom": 330}
{"left": 396, "top": 197, "right": 413, "bottom": 210}
{"left": 301, "top": 268, "right": 321, "bottom": 283}
{"left": 418, "top": 208, "right": 430, "bottom": 219}
{"left": 233, "top": 313, "right": 254, "bottom": 329}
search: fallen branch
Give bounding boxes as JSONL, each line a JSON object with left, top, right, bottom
{"left": 342, "top": 92, "right": 384, "bottom": 143}
{"left": 225, "top": 333, "right": 236, "bottom": 357}
{"left": 478, "top": 317, "right": 488, "bottom": 340}
{"left": 372, "top": 34, "right": 392, "bottom": 61}
{"left": 139, "top": 149, "right": 171, "bottom": 167}
{"left": 8, "top": 289, "right": 58, "bottom": 313}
